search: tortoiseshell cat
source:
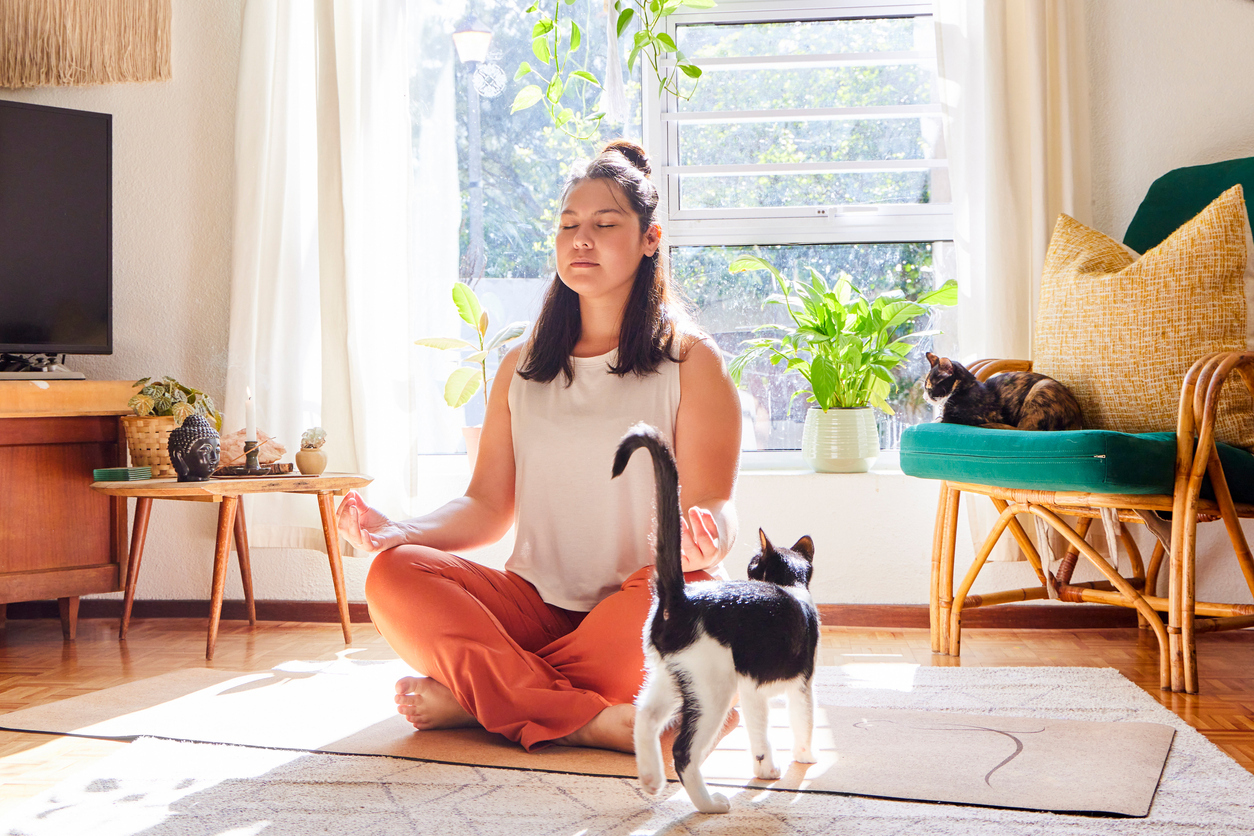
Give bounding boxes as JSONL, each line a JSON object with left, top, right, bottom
{"left": 924, "top": 352, "right": 1083, "bottom": 431}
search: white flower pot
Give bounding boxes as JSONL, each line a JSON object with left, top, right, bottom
{"left": 801, "top": 406, "right": 880, "bottom": 473}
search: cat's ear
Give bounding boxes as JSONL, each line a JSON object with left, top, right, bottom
{"left": 939, "top": 356, "right": 953, "bottom": 372}
{"left": 791, "top": 535, "right": 815, "bottom": 561}
{"left": 926, "top": 351, "right": 940, "bottom": 368}
{"left": 758, "top": 528, "right": 774, "bottom": 555}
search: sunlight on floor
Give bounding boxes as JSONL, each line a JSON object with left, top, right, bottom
{"left": 837, "top": 662, "right": 919, "bottom": 692}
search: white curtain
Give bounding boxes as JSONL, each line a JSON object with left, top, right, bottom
{"left": 225, "top": 0, "right": 462, "bottom": 550}
{"left": 935, "top": 0, "right": 1092, "bottom": 363}
{"left": 934, "top": 0, "right": 1091, "bottom": 562}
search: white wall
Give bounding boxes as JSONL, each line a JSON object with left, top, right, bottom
{"left": 5, "top": 0, "right": 255, "bottom": 603}
{"left": 14, "top": 0, "right": 1254, "bottom": 609}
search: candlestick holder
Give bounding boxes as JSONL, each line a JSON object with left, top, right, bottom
{"left": 243, "top": 440, "right": 261, "bottom": 473}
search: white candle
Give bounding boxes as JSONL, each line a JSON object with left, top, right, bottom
{"left": 245, "top": 387, "right": 256, "bottom": 442}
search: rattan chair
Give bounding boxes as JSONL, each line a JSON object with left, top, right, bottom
{"left": 901, "top": 159, "right": 1254, "bottom": 694}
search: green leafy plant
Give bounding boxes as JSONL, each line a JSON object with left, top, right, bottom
{"left": 416, "top": 283, "right": 529, "bottom": 412}
{"left": 512, "top": 0, "right": 712, "bottom": 138}
{"left": 727, "top": 255, "right": 958, "bottom": 415}
{"left": 614, "top": 0, "right": 711, "bottom": 97}
{"left": 127, "top": 376, "right": 223, "bottom": 430}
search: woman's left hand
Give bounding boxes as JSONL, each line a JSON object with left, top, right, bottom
{"left": 680, "top": 505, "right": 721, "bottom": 572}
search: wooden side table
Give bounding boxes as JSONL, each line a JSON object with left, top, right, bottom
{"left": 90, "top": 472, "right": 372, "bottom": 659}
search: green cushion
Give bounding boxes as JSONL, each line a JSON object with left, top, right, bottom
{"left": 899, "top": 423, "right": 1254, "bottom": 503}
{"left": 1123, "top": 156, "right": 1254, "bottom": 253}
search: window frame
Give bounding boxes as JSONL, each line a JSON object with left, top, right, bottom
{"left": 643, "top": 0, "right": 951, "bottom": 249}
{"left": 643, "top": 0, "right": 951, "bottom": 463}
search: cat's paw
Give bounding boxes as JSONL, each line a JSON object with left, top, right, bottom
{"left": 638, "top": 770, "right": 666, "bottom": 796}
{"left": 694, "top": 792, "right": 731, "bottom": 814}
{"left": 792, "top": 745, "right": 817, "bottom": 764}
{"left": 753, "top": 754, "right": 781, "bottom": 780}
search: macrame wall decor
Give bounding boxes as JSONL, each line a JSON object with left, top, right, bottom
{"left": 0, "top": 0, "right": 172, "bottom": 88}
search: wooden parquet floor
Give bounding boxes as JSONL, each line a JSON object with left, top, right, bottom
{"left": 2, "top": 617, "right": 1253, "bottom": 815}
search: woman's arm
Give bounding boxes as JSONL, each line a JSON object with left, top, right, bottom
{"left": 338, "top": 346, "right": 521, "bottom": 553}
{"left": 673, "top": 334, "right": 742, "bottom": 572}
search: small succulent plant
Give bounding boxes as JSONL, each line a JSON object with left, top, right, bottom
{"left": 301, "top": 426, "right": 327, "bottom": 450}
{"left": 128, "top": 376, "right": 222, "bottom": 430}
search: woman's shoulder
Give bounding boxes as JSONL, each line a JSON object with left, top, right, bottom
{"left": 675, "top": 326, "right": 720, "bottom": 364}
{"left": 674, "top": 328, "right": 729, "bottom": 383}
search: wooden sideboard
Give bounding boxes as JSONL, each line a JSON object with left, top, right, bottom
{"left": 0, "top": 380, "right": 138, "bottom": 638}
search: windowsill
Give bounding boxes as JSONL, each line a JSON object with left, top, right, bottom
{"left": 413, "top": 448, "right": 905, "bottom": 477}
{"left": 738, "top": 448, "right": 902, "bottom": 475}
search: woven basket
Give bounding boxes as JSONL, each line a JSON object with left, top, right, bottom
{"left": 121, "top": 414, "right": 178, "bottom": 478}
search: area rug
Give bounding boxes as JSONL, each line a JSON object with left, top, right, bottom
{"left": 3, "top": 668, "right": 1253, "bottom": 836}
{"left": 0, "top": 662, "right": 1175, "bottom": 815}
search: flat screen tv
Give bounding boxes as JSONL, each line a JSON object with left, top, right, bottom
{"left": 0, "top": 99, "right": 112, "bottom": 356}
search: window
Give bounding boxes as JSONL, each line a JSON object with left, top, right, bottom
{"left": 412, "top": 0, "right": 952, "bottom": 452}
{"left": 646, "top": 0, "right": 955, "bottom": 452}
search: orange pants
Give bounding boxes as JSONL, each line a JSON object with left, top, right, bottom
{"left": 364, "top": 545, "right": 713, "bottom": 751}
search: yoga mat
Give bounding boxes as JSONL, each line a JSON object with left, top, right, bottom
{"left": 0, "top": 660, "right": 1174, "bottom": 816}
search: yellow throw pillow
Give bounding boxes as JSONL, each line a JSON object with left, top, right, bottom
{"left": 1033, "top": 185, "right": 1254, "bottom": 449}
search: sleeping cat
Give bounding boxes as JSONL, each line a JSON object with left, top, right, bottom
{"left": 924, "top": 352, "right": 1083, "bottom": 431}
{"left": 614, "top": 425, "right": 819, "bottom": 815}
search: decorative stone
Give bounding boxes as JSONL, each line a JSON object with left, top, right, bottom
{"left": 168, "top": 414, "right": 221, "bottom": 482}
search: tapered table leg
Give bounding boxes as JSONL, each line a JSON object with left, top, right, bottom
{"left": 207, "top": 496, "right": 239, "bottom": 660}
{"left": 317, "top": 491, "right": 352, "bottom": 645}
{"left": 59, "top": 596, "right": 79, "bottom": 640}
{"left": 233, "top": 500, "right": 257, "bottom": 626}
{"left": 120, "top": 497, "right": 153, "bottom": 639}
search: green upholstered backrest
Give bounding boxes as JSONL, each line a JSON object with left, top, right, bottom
{"left": 1123, "top": 156, "right": 1254, "bottom": 253}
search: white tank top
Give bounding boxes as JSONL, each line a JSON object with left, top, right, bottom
{"left": 506, "top": 349, "right": 681, "bottom": 611}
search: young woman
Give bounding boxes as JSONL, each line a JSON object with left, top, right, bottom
{"left": 337, "top": 140, "right": 742, "bottom": 753}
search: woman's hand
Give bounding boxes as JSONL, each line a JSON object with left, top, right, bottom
{"left": 337, "top": 490, "right": 410, "bottom": 553}
{"left": 680, "top": 505, "right": 721, "bottom": 572}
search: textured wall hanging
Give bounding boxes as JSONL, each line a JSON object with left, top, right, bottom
{"left": 0, "top": 0, "right": 172, "bottom": 88}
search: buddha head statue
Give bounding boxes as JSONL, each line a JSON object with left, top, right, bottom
{"left": 168, "top": 414, "right": 221, "bottom": 482}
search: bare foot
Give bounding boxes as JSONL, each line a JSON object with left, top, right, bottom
{"left": 394, "top": 676, "right": 478, "bottom": 730}
{"left": 554, "top": 703, "right": 636, "bottom": 753}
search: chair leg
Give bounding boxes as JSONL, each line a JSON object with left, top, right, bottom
{"left": 937, "top": 486, "right": 960, "bottom": 655}
{"left": 949, "top": 501, "right": 1020, "bottom": 657}
{"left": 930, "top": 485, "right": 947, "bottom": 653}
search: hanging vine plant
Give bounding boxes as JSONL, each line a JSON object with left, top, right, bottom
{"left": 511, "top": 0, "right": 714, "bottom": 139}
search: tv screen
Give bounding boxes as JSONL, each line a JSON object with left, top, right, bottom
{"left": 0, "top": 99, "right": 112, "bottom": 355}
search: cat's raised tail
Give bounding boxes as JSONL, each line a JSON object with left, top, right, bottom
{"left": 613, "top": 424, "right": 685, "bottom": 617}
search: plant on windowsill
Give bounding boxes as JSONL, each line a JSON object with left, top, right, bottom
{"left": 727, "top": 254, "right": 957, "bottom": 473}
{"left": 124, "top": 376, "right": 224, "bottom": 478}
{"left": 415, "top": 282, "right": 528, "bottom": 468}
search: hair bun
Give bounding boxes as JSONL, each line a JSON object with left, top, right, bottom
{"left": 602, "top": 139, "right": 651, "bottom": 178}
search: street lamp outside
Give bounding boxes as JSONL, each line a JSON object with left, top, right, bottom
{"left": 453, "top": 16, "right": 492, "bottom": 285}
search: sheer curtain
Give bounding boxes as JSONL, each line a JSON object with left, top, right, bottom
{"left": 933, "top": 0, "right": 1091, "bottom": 561}
{"left": 935, "top": 0, "right": 1091, "bottom": 362}
{"left": 225, "top": 0, "right": 461, "bottom": 550}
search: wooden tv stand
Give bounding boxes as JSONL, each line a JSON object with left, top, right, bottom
{"left": 0, "top": 380, "right": 137, "bottom": 638}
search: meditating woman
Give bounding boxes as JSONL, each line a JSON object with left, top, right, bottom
{"left": 336, "top": 140, "right": 741, "bottom": 753}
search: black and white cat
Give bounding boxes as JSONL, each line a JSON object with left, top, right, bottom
{"left": 613, "top": 425, "right": 820, "bottom": 814}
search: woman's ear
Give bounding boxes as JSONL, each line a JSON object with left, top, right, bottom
{"left": 643, "top": 223, "right": 661, "bottom": 257}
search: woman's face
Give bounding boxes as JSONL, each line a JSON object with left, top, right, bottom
{"left": 555, "top": 178, "right": 660, "bottom": 306}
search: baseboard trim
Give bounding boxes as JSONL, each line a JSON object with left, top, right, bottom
{"left": 5, "top": 599, "right": 1139, "bottom": 629}
{"left": 4, "top": 599, "right": 374, "bottom": 624}
{"left": 816, "top": 603, "right": 1140, "bottom": 629}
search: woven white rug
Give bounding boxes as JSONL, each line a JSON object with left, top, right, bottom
{"left": 4, "top": 665, "right": 1253, "bottom": 835}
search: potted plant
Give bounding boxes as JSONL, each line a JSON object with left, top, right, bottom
{"left": 124, "top": 376, "right": 223, "bottom": 478}
{"left": 727, "top": 255, "right": 957, "bottom": 472}
{"left": 416, "top": 282, "right": 528, "bottom": 467}
{"left": 296, "top": 427, "right": 328, "bottom": 476}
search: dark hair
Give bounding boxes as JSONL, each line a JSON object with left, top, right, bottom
{"left": 516, "top": 140, "right": 688, "bottom": 385}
